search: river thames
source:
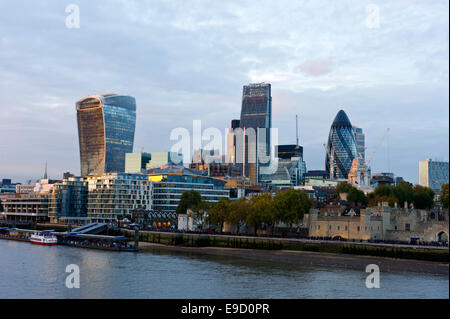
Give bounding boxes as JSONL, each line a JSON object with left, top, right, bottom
{"left": 0, "top": 240, "right": 448, "bottom": 299}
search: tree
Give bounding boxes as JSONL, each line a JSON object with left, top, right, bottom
{"left": 413, "top": 185, "right": 435, "bottom": 210}
{"left": 335, "top": 182, "right": 352, "bottom": 196}
{"left": 347, "top": 187, "right": 368, "bottom": 207}
{"left": 176, "top": 190, "right": 202, "bottom": 215}
{"left": 393, "top": 181, "right": 414, "bottom": 207}
{"left": 368, "top": 195, "right": 398, "bottom": 207}
{"left": 441, "top": 184, "right": 449, "bottom": 209}
{"left": 207, "top": 198, "right": 230, "bottom": 233}
{"left": 247, "top": 193, "right": 275, "bottom": 235}
{"left": 273, "top": 189, "right": 313, "bottom": 228}
{"left": 228, "top": 198, "right": 251, "bottom": 235}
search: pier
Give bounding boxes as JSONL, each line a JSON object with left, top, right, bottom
{"left": 0, "top": 227, "right": 138, "bottom": 252}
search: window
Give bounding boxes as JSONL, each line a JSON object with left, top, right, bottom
{"left": 357, "top": 226, "right": 360, "bottom": 231}
{"left": 405, "top": 223, "right": 410, "bottom": 231}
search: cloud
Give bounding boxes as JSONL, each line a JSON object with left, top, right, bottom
{"left": 0, "top": 0, "right": 448, "bottom": 184}
{"left": 296, "top": 59, "right": 333, "bottom": 77}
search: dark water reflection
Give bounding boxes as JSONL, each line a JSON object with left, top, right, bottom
{"left": 0, "top": 240, "right": 448, "bottom": 299}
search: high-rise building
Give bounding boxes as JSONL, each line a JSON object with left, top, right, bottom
{"left": 125, "top": 152, "right": 152, "bottom": 173}
{"left": 76, "top": 93, "right": 136, "bottom": 177}
{"left": 238, "top": 83, "right": 272, "bottom": 182}
{"left": 145, "top": 152, "right": 183, "bottom": 169}
{"left": 352, "top": 126, "right": 365, "bottom": 159}
{"left": 325, "top": 110, "right": 358, "bottom": 179}
{"left": 419, "top": 158, "right": 449, "bottom": 193}
{"left": 49, "top": 177, "right": 88, "bottom": 224}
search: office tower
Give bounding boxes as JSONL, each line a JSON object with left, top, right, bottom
{"left": 76, "top": 93, "right": 136, "bottom": 176}
{"left": 238, "top": 83, "right": 272, "bottom": 182}
{"left": 145, "top": 152, "right": 183, "bottom": 169}
{"left": 352, "top": 126, "right": 365, "bottom": 159}
{"left": 325, "top": 110, "right": 358, "bottom": 179}
{"left": 125, "top": 152, "right": 152, "bottom": 173}
{"left": 419, "top": 158, "right": 449, "bottom": 193}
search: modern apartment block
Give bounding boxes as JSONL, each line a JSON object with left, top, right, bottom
{"left": 86, "top": 173, "right": 152, "bottom": 223}
{"left": 48, "top": 177, "right": 88, "bottom": 224}
{"left": 419, "top": 158, "right": 449, "bottom": 193}
{"left": 76, "top": 93, "right": 136, "bottom": 176}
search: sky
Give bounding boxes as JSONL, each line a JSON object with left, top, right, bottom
{"left": 0, "top": 0, "right": 448, "bottom": 184}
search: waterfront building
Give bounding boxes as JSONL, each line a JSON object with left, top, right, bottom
{"left": 419, "top": 158, "right": 449, "bottom": 193}
{"left": 49, "top": 177, "right": 88, "bottom": 224}
{"left": 1, "top": 179, "right": 57, "bottom": 223}
{"left": 146, "top": 152, "right": 183, "bottom": 169}
{"left": 76, "top": 93, "right": 136, "bottom": 176}
{"left": 305, "top": 203, "right": 449, "bottom": 243}
{"left": 352, "top": 126, "right": 365, "bottom": 160}
{"left": 325, "top": 110, "right": 358, "bottom": 180}
{"left": 148, "top": 165, "right": 230, "bottom": 213}
{"left": 238, "top": 83, "right": 272, "bottom": 183}
{"left": 125, "top": 152, "right": 152, "bottom": 173}
{"left": 86, "top": 173, "right": 152, "bottom": 223}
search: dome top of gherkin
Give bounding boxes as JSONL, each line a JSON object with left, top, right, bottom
{"left": 331, "top": 109, "right": 352, "bottom": 128}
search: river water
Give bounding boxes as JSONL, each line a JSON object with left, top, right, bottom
{"left": 0, "top": 240, "right": 448, "bottom": 299}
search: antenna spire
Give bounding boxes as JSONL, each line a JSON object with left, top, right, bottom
{"left": 296, "top": 114, "right": 299, "bottom": 146}
{"left": 44, "top": 160, "right": 48, "bottom": 179}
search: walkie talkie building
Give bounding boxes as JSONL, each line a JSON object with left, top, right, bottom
{"left": 325, "top": 110, "right": 358, "bottom": 179}
{"left": 76, "top": 93, "right": 136, "bottom": 176}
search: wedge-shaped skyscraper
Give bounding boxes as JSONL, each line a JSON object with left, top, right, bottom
{"left": 76, "top": 93, "right": 136, "bottom": 176}
{"left": 325, "top": 110, "right": 358, "bottom": 179}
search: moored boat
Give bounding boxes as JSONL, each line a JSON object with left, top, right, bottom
{"left": 29, "top": 231, "right": 58, "bottom": 246}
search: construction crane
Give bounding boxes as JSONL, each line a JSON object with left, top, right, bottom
{"left": 367, "top": 128, "right": 390, "bottom": 168}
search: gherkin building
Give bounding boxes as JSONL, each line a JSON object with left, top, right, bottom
{"left": 325, "top": 110, "right": 358, "bottom": 179}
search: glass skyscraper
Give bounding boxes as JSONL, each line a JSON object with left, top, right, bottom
{"left": 419, "top": 158, "right": 449, "bottom": 193}
{"left": 76, "top": 93, "right": 136, "bottom": 176}
{"left": 325, "top": 110, "right": 358, "bottom": 179}
{"left": 238, "top": 83, "right": 272, "bottom": 182}
{"left": 352, "top": 126, "right": 365, "bottom": 160}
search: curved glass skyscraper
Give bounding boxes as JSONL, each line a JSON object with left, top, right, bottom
{"left": 76, "top": 93, "right": 136, "bottom": 176}
{"left": 325, "top": 110, "right": 358, "bottom": 179}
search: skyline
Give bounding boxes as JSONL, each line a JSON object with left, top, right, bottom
{"left": 0, "top": 0, "right": 449, "bottom": 183}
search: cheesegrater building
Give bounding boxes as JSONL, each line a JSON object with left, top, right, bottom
{"left": 325, "top": 110, "right": 358, "bottom": 179}
{"left": 76, "top": 93, "right": 136, "bottom": 176}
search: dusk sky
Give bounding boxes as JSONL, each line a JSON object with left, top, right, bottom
{"left": 0, "top": 0, "right": 448, "bottom": 184}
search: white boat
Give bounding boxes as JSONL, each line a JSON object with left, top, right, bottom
{"left": 29, "top": 231, "right": 58, "bottom": 246}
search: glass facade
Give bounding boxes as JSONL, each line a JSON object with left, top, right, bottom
{"left": 419, "top": 159, "right": 449, "bottom": 192}
{"left": 76, "top": 94, "right": 136, "bottom": 176}
{"left": 352, "top": 126, "right": 365, "bottom": 160}
{"left": 151, "top": 174, "right": 229, "bottom": 212}
{"left": 238, "top": 83, "right": 272, "bottom": 182}
{"left": 325, "top": 110, "right": 358, "bottom": 179}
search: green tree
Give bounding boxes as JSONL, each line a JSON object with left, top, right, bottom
{"left": 247, "top": 193, "right": 275, "bottom": 235}
{"left": 207, "top": 198, "right": 231, "bottom": 233}
{"left": 347, "top": 187, "right": 368, "bottom": 207}
{"left": 413, "top": 185, "right": 435, "bottom": 209}
{"left": 273, "top": 189, "right": 313, "bottom": 228}
{"left": 440, "top": 184, "right": 449, "bottom": 209}
{"left": 335, "top": 182, "right": 352, "bottom": 196}
{"left": 228, "top": 198, "right": 251, "bottom": 235}
{"left": 368, "top": 195, "right": 398, "bottom": 207}
{"left": 176, "top": 190, "right": 202, "bottom": 215}
{"left": 393, "top": 181, "right": 414, "bottom": 207}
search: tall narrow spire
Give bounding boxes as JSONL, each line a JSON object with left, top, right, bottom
{"left": 296, "top": 114, "right": 299, "bottom": 146}
{"left": 44, "top": 161, "right": 48, "bottom": 179}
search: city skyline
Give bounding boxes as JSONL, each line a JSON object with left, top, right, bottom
{"left": 0, "top": 1, "right": 448, "bottom": 183}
